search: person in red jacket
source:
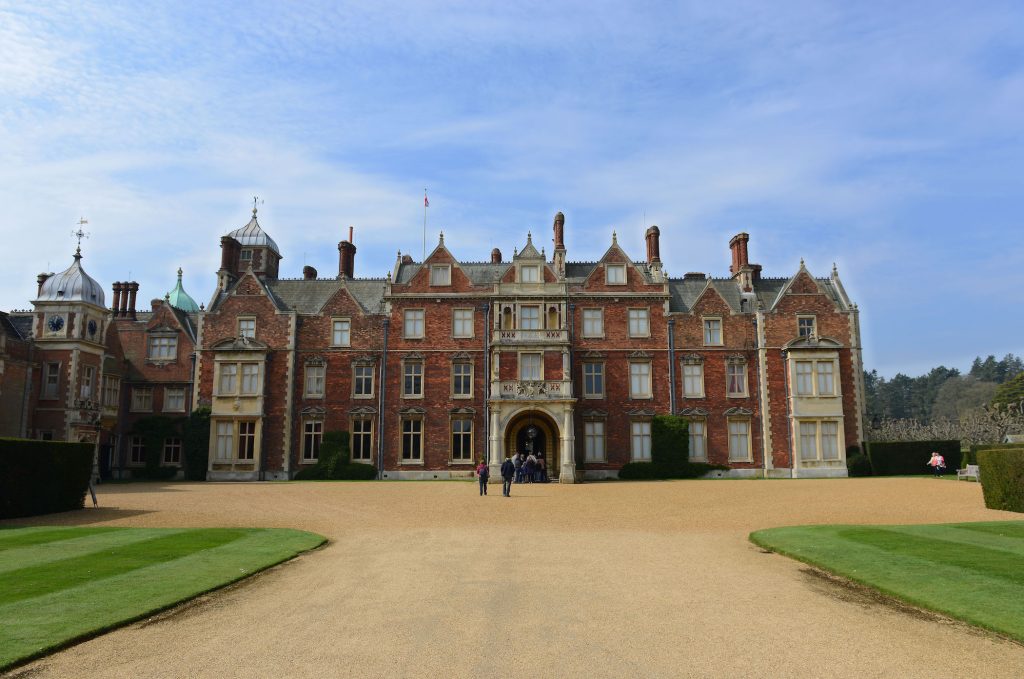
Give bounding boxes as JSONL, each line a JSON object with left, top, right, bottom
{"left": 475, "top": 460, "right": 490, "bottom": 495}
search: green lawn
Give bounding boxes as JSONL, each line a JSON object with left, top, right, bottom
{"left": 750, "top": 521, "right": 1024, "bottom": 642}
{"left": 0, "top": 526, "right": 325, "bottom": 670}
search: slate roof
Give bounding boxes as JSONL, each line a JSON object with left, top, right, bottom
{"left": 667, "top": 275, "right": 845, "bottom": 313}
{"left": 266, "top": 278, "right": 387, "bottom": 314}
{"left": 7, "top": 314, "right": 34, "bottom": 339}
{"left": 0, "top": 312, "right": 25, "bottom": 341}
{"left": 394, "top": 261, "right": 508, "bottom": 287}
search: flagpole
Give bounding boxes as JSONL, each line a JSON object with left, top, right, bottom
{"left": 422, "top": 188, "right": 427, "bottom": 260}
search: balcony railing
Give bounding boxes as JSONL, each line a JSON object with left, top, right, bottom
{"left": 493, "top": 328, "right": 568, "bottom": 344}
{"left": 495, "top": 380, "right": 572, "bottom": 400}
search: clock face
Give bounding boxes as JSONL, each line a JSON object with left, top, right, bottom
{"left": 47, "top": 315, "right": 65, "bottom": 333}
{"left": 87, "top": 320, "right": 98, "bottom": 337}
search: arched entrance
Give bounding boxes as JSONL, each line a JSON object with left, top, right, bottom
{"left": 504, "top": 410, "right": 560, "bottom": 480}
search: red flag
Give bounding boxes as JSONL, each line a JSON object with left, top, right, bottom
{"left": 424, "top": 194, "right": 429, "bottom": 208}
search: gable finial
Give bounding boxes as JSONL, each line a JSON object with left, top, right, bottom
{"left": 252, "top": 196, "right": 258, "bottom": 216}
{"left": 177, "top": 267, "right": 183, "bottom": 281}
{"left": 800, "top": 257, "right": 805, "bottom": 268}
{"left": 832, "top": 262, "right": 838, "bottom": 276}
{"left": 612, "top": 230, "right": 618, "bottom": 246}
{"left": 439, "top": 231, "right": 444, "bottom": 245}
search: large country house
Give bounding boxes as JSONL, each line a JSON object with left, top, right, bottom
{"left": 0, "top": 208, "right": 865, "bottom": 481}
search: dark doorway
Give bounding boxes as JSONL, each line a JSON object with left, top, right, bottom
{"left": 515, "top": 423, "right": 548, "bottom": 468}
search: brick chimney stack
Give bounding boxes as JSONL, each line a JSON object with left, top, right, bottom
{"left": 491, "top": 248, "right": 502, "bottom": 264}
{"left": 37, "top": 272, "right": 51, "bottom": 296}
{"left": 338, "top": 226, "right": 356, "bottom": 279}
{"left": 127, "top": 282, "right": 139, "bottom": 320}
{"left": 645, "top": 226, "right": 661, "bottom": 264}
{"left": 303, "top": 265, "right": 318, "bottom": 280}
{"left": 111, "top": 282, "right": 123, "bottom": 317}
{"left": 552, "top": 211, "right": 566, "bottom": 276}
{"left": 729, "top": 233, "right": 750, "bottom": 274}
{"left": 219, "top": 236, "right": 242, "bottom": 291}
{"left": 118, "top": 283, "right": 130, "bottom": 317}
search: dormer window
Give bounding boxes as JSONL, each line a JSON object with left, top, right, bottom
{"left": 606, "top": 264, "right": 626, "bottom": 285}
{"left": 798, "top": 316, "right": 816, "bottom": 339}
{"left": 430, "top": 265, "right": 451, "bottom": 286}
{"left": 240, "top": 250, "right": 252, "bottom": 261}
{"left": 238, "top": 318, "right": 256, "bottom": 339}
{"left": 520, "top": 265, "right": 540, "bottom": 283}
{"left": 148, "top": 336, "right": 178, "bottom": 361}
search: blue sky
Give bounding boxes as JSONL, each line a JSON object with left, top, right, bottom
{"left": 1, "top": 1, "right": 1022, "bottom": 377}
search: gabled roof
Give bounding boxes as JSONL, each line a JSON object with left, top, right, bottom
{"left": 7, "top": 313, "right": 34, "bottom": 339}
{"left": 266, "top": 278, "right": 387, "bottom": 314}
{"left": 394, "top": 261, "right": 507, "bottom": 287}
{"left": 668, "top": 272, "right": 847, "bottom": 314}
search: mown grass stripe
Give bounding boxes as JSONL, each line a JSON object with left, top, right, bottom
{"left": 951, "top": 522, "right": 1024, "bottom": 540}
{"left": 0, "top": 527, "right": 120, "bottom": 549}
{"left": 0, "top": 529, "right": 250, "bottom": 606}
{"left": 0, "top": 529, "right": 189, "bottom": 575}
{"left": 880, "top": 524, "right": 1024, "bottom": 558}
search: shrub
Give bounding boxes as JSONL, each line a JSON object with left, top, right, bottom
{"left": 183, "top": 408, "right": 211, "bottom": 481}
{"left": 335, "top": 463, "right": 378, "bottom": 480}
{"left": 617, "top": 462, "right": 663, "bottom": 480}
{"left": 651, "top": 415, "right": 689, "bottom": 476}
{"left": 293, "top": 431, "right": 376, "bottom": 480}
{"left": 617, "top": 460, "right": 729, "bottom": 480}
{"left": 0, "top": 438, "right": 94, "bottom": 518}
{"left": 977, "top": 448, "right": 1024, "bottom": 513}
{"left": 131, "top": 416, "right": 182, "bottom": 480}
{"left": 846, "top": 453, "right": 873, "bottom": 477}
{"left": 966, "top": 442, "right": 1024, "bottom": 466}
{"left": 865, "top": 440, "right": 961, "bottom": 476}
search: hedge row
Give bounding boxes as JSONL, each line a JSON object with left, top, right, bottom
{"left": 0, "top": 438, "right": 93, "bottom": 518}
{"left": 977, "top": 448, "right": 1024, "bottom": 513}
{"left": 865, "top": 440, "right": 961, "bottom": 476}
{"left": 618, "top": 415, "right": 728, "bottom": 480}
{"left": 294, "top": 431, "right": 378, "bottom": 480}
{"left": 965, "top": 442, "right": 1024, "bottom": 466}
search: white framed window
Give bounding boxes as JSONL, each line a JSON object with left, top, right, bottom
{"left": 353, "top": 364, "right": 374, "bottom": 398}
{"left": 240, "top": 249, "right": 252, "bottom": 262}
{"left": 795, "top": 361, "right": 814, "bottom": 395}
{"left": 332, "top": 318, "right": 351, "bottom": 347}
{"left": 164, "top": 387, "right": 186, "bottom": 412}
{"left": 520, "top": 265, "right": 540, "bottom": 283}
{"left": 606, "top": 264, "right": 626, "bottom": 285}
{"left": 583, "top": 362, "right": 604, "bottom": 398}
{"left": 80, "top": 365, "right": 95, "bottom": 399}
{"left": 584, "top": 420, "right": 606, "bottom": 462}
{"left": 403, "top": 309, "right": 425, "bottom": 338}
{"left": 102, "top": 376, "right": 120, "bottom": 407}
{"left": 302, "top": 420, "right": 323, "bottom": 462}
{"left": 451, "top": 418, "right": 473, "bottom": 462}
{"left": 629, "top": 361, "right": 652, "bottom": 399}
{"left": 452, "top": 308, "right": 474, "bottom": 338}
{"left": 817, "top": 361, "right": 835, "bottom": 395}
{"left": 452, "top": 362, "right": 472, "bottom": 398}
{"left": 519, "top": 305, "right": 540, "bottom": 330}
{"left": 631, "top": 421, "right": 652, "bottom": 461}
{"left": 218, "top": 363, "right": 237, "bottom": 395}
{"left": 798, "top": 315, "right": 817, "bottom": 339}
{"left": 129, "top": 436, "right": 145, "bottom": 464}
{"left": 582, "top": 308, "right": 604, "bottom": 337}
{"left": 131, "top": 387, "right": 153, "bottom": 412}
{"left": 240, "top": 363, "right": 260, "bottom": 394}
{"left": 683, "top": 362, "right": 704, "bottom": 398}
{"left": 163, "top": 437, "right": 182, "bottom": 464}
{"left": 430, "top": 265, "right": 451, "bottom": 286}
{"left": 238, "top": 421, "right": 256, "bottom": 460}
{"left": 628, "top": 308, "right": 650, "bottom": 338}
{"left": 238, "top": 318, "right": 256, "bottom": 339}
{"left": 215, "top": 422, "right": 233, "bottom": 460}
{"left": 795, "top": 360, "right": 836, "bottom": 397}
{"left": 43, "top": 363, "right": 60, "bottom": 399}
{"left": 728, "top": 420, "right": 751, "bottom": 462}
{"left": 703, "top": 318, "right": 722, "bottom": 346}
{"left": 402, "top": 417, "right": 423, "bottom": 462}
{"left": 351, "top": 418, "right": 373, "bottom": 462}
{"left": 799, "top": 420, "right": 841, "bottom": 461}
{"left": 688, "top": 420, "right": 707, "bottom": 461}
{"left": 148, "top": 336, "right": 178, "bottom": 360}
{"left": 727, "top": 361, "right": 748, "bottom": 397}
{"left": 305, "top": 364, "right": 325, "bottom": 398}
{"left": 403, "top": 360, "right": 424, "bottom": 398}
{"left": 520, "top": 353, "right": 542, "bottom": 381}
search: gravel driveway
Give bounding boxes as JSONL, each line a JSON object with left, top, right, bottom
{"left": 4, "top": 478, "right": 1023, "bottom": 678}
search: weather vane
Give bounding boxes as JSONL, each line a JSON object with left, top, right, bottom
{"left": 72, "top": 217, "right": 91, "bottom": 250}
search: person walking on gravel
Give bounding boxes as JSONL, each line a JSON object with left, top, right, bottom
{"left": 927, "top": 451, "right": 946, "bottom": 477}
{"left": 476, "top": 460, "right": 490, "bottom": 495}
{"left": 500, "top": 456, "right": 515, "bottom": 497}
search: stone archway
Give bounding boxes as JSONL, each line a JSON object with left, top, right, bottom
{"left": 504, "top": 410, "right": 560, "bottom": 480}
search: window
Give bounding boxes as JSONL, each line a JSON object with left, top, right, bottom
{"left": 683, "top": 362, "right": 704, "bottom": 398}
{"left": 606, "top": 264, "right": 626, "bottom": 285}
{"left": 430, "top": 265, "right": 451, "bottom": 286}
{"left": 689, "top": 420, "right": 707, "bottom": 461}
{"left": 218, "top": 363, "right": 237, "bottom": 394}
{"left": 631, "top": 421, "right": 652, "bottom": 461}
{"left": 238, "top": 318, "right": 255, "bottom": 339}
{"left": 302, "top": 420, "right": 323, "bottom": 462}
{"left": 163, "top": 437, "right": 182, "bottom": 464}
{"left": 728, "top": 420, "right": 751, "bottom": 461}
{"left": 520, "top": 265, "right": 540, "bottom": 283}
{"left": 332, "top": 319, "right": 351, "bottom": 346}
{"left": 354, "top": 364, "right": 374, "bottom": 397}
{"left": 165, "top": 387, "right": 186, "bottom": 412}
{"left": 240, "top": 249, "right": 252, "bottom": 261}
{"left": 403, "top": 309, "right": 425, "bottom": 338}
{"left": 727, "top": 361, "right": 748, "bottom": 397}
{"left": 703, "top": 318, "right": 722, "bottom": 346}
{"left": 799, "top": 421, "right": 817, "bottom": 461}
{"left": 129, "top": 436, "right": 145, "bottom": 464}
{"left": 43, "top": 363, "right": 60, "bottom": 399}
{"left": 131, "top": 387, "right": 153, "bottom": 412}
{"left": 628, "top": 309, "right": 650, "bottom": 337}
{"left": 351, "top": 418, "right": 373, "bottom": 462}
{"left": 304, "top": 364, "right": 325, "bottom": 398}
{"left": 798, "top": 316, "right": 816, "bottom": 339}
{"left": 238, "top": 421, "right": 256, "bottom": 460}
{"left": 821, "top": 421, "right": 839, "bottom": 459}
{"left": 583, "top": 362, "right": 604, "bottom": 398}
{"left": 582, "top": 309, "right": 604, "bottom": 337}
{"left": 452, "top": 309, "right": 474, "bottom": 338}
{"left": 241, "top": 364, "right": 260, "bottom": 394}
{"left": 795, "top": 361, "right": 814, "bottom": 395}
{"left": 817, "top": 361, "right": 835, "bottom": 396}
{"left": 402, "top": 418, "right": 423, "bottom": 462}
{"left": 403, "top": 360, "right": 423, "bottom": 397}
{"left": 148, "top": 336, "right": 177, "bottom": 360}
{"left": 215, "top": 422, "right": 233, "bottom": 460}
{"left": 520, "top": 353, "right": 542, "bottom": 381}
{"left": 795, "top": 360, "right": 836, "bottom": 396}
{"left": 102, "top": 376, "right": 120, "bottom": 407}
{"left": 81, "top": 366, "right": 95, "bottom": 399}
{"left": 519, "top": 306, "right": 540, "bottom": 330}
{"left": 452, "top": 362, "right": 472, "bottom": 398}
{"left": 451, "top": 418, "right": 473, "bottom": 462}
{"left": 584, "top": 421, "right": 605, "bottom": 462}
{"left": 629, "top": 362, "right": 652, "bottom": 399}
{"left": 799, "top": 420, "right": 841, "bottom": 461}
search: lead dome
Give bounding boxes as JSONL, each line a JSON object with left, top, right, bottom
{"left": 35, "top": 247, "right": 105, "bottom": 306}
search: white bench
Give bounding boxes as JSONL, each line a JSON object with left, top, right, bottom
{"left": 957, "top": 464, "right": 980, "bottom": 482}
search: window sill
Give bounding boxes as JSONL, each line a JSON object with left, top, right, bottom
{"left": 353, "top": 394, "right": 375, "bottom": 400}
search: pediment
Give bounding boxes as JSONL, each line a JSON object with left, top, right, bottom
{"left": 211, "top": 336, "right": 269, "bottom": 351}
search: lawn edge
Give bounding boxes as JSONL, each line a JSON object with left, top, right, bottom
{"left": 0, "top": 529, "right": 328, "bottom": 673}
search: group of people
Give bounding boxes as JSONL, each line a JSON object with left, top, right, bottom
{"left": 475, "top": 451, "right": 551, "bottom": 497}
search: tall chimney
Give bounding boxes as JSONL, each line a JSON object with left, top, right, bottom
{"left": 729, "top": 233, "right": 750, "bottom": 274}
{"left": 220, "top": 236, "right": 241, "bottom": 272}
{"left": 338, "top": 226, "right": 356, "bottom": 279}
{"left": 111, "top": 282, "right": 123, "bottom": 317}
{"left": 553, "top": 212, "right": 565, "bottom": 250}
{"left": 303, "top": 265, "right": 318, "bottom": 280}
{"left": 119, "top": 283, "right": 130, "bottom": 317}
{"left": 645, "top": 226, "right": 661, "bottom": 264}
{"left": 491, "top": 248, "right": 502, "bottom": 264}
{"left": 127, "top": 282, "right": 139, "bottom": 320}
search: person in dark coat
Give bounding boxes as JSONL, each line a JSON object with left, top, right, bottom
{"left": 475, "top": 460, "right": 490, "bottom": 496}
{"left": 500, "top": 456, "right": 515, "bottom": 497}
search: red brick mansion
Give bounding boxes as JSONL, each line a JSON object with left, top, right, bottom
{"left": 1, "top": 208, "right": 865, "bottom": 481}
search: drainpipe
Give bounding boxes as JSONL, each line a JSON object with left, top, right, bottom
{"left": 781, "top": 349, "right": 795, "bottom": 478}
{"left": 377, "top": 318, "right": 390, "bottom": 479}
{"left": 567, "top": 301, "right": 576, "bottom": 478}
{"left": 667, "top": 318, "right": 676, "bottom": 415}
{"left": 482, "top": 301, "right": 490, "bottom": 469}
{"left": 20, "top": 342, "right": 34, "bottom": 438}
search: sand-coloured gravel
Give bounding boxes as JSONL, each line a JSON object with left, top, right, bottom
{"left": 3, "top": 477, "right": 1023, "bottom": 678}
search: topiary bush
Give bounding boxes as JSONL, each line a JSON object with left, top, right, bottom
{"left": 183, "top": 407, "right": 211, "bottom": 481}
{"left": 293, "top": 431, "right": 376, "bottom": 480}
{"left": 846, "top": 453, "right": 873, "bottom": 477}
{"left": 0, "top": 438, "right": 94, "bottom": 518}
{"left": 977, "top": 448, "right": 1024, "bottom": 513}
{"left": 865, "top": 440, "right": 961, "bottom": 476}
{"left": 651, "top": 415, "right": 689, "bottom": 476}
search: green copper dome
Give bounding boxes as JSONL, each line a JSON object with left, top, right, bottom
{"left": 166, "top": 268, "right": 200, "bottom": 312}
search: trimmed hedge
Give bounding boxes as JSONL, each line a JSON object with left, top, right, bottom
{"left": 977, "top": 448, "right": 1024, "bottom": 513}
{"left": 966, "top": 442, "right": 1024, "bottom": 466}
{"left": 865, "top": 440, "right": 961, "bottom": 476}
{"left": 0, "top": 438, "right": 94, "bottom": 518}
{"left": 846, "top": 453, "right": 873, "bottom": 477}
{"left": 294, "top": 431, "right": 377, "bottom": 480}
{"left": 618, "top": 416, "right": 728, "bottom": 479}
